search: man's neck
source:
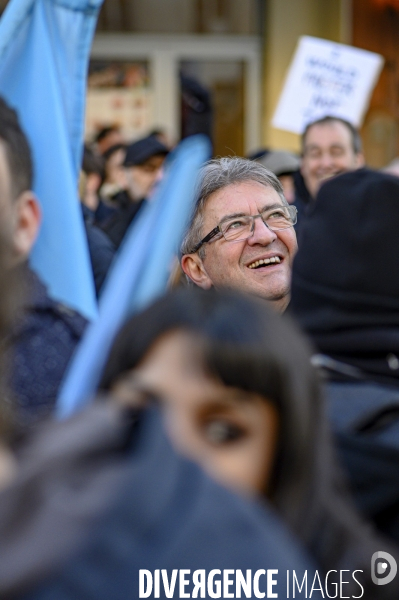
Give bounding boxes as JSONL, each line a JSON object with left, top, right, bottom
{"left": 271, "top": 294, "right": 290, "bottom": 313}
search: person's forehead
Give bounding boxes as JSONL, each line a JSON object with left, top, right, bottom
{"left": 203, "top": 181, "right": 282, "bottom": 223}
{"left": 304, "top": 121, "right": 353, "bottom": 150}
{"left": 137, "top": 330, "right": 263, "bottom": 411}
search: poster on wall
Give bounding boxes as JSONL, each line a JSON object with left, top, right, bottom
{"left": 272, "top": 36, "right": 384, "bottom": 134}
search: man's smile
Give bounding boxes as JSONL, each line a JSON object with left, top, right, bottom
{"left": 247, "top": 255, "right": 283, "bottom": 269}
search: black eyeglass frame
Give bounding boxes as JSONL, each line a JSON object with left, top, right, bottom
{"left": 190, "top": 205, "right": 297, "bottom": 254}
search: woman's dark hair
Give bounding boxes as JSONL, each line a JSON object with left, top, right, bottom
{"left": 101, "top": 288, "right": 320, "bottom": 520}
{"left": 100, "top": 287, "right": 395, "bottom": 596}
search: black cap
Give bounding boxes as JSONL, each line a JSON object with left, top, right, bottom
{"left": 123, "top": 135, "right": 169, "bottom": 167}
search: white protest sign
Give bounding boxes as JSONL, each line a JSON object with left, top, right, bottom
{"left": 272, "top": 36, "right": 384, "bottom": 134}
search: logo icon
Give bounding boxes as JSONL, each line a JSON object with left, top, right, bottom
{"left": 371, "top": 551, "right": 397, "bottom": 585}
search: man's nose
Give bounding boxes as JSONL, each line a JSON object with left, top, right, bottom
{"left": 247, "top": 215, "right": 277, "bottom": 245}
{"left": 319, "top": 151, "right": 335, "bottom": 169}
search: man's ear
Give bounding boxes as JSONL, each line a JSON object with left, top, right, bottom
{"left": 12, "top": 192, "right": 41, "bottom": 262}
{"left": 181, "top": 253, "right": 213, "bottom": 289}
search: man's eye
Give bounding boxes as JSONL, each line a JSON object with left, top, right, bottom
{"left": 267, "top": 210, "right": 286, "bottom": 219}
{"left": 330, "top": 147, "right": 345, "bottom": 157}
{"left": 224, "top": 219, "right": 247, "bottom": 231}
{"left": 204, "top": 419, "right": 245, "bottom": 444}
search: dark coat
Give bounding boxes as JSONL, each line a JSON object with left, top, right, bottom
{"left": 100, "top": 192, "right": 145, "bottom": 250}
{"left": 6, "top": 267, "right": 87, "bottom": 427}
{"left": 325, "top": 379, "right": 399, "bottom": 544}
{"left": 82, "top": 204, "right": 115, "bottom": 296}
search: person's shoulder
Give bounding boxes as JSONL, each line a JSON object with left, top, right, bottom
{"left": 21, "top": 267, "right": 87, "bottom": 339}
{"left": 50, "top": 301, "right": 87, "bottom": 337}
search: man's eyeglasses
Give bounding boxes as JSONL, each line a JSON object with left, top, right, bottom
{"left": 191, "top": 205, "right": 297, "bottom": 253}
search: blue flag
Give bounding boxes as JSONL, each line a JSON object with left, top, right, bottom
{"left": 0, "top": 0, "right": 101, "bottom": 320}
{"left": 57, "top": 135, "right": 210, "bottom": 419}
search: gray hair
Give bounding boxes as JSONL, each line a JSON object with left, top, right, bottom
{"left": 181, "top": 156, "right": 287, "bottom": 257}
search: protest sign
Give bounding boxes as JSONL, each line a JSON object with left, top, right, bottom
{"left": 272, "top": 36, "right": 383, "bottom": 134}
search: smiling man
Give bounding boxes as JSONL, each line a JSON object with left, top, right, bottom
{"left": 181, "top": 157, "right": 298, "bottom": 312}
{"left": 300, "top": 116, "right": 364, "bottom": 199}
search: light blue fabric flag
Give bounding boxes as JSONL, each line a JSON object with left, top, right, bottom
{"left": 57, "top": 135, "right": 210, "bottom": 419}
{"left": 0, "top": 0, "right": 101, "bottom": 320}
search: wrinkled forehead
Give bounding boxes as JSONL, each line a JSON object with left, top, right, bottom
{"left": 202, "top": 181, "right": 283, "bottom": 225}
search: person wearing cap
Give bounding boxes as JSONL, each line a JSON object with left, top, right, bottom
{"left": 252, "top": 149, "right": 300, "bottom": 204}
{"left": 100, "top": 135, "right": 169, "bottom": 249}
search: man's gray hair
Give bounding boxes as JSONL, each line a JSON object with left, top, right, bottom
{"left": 181, "top": 156, "right": 287, "bottom": 257}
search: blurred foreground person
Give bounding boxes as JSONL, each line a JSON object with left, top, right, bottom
{"left": 0, "top": 318, "right": 317, "bottom": 595}
{"left": 0, "top": 98, "right": 86, "bottom": 427}
{"left": 291, "top": 168, "right": 399, "bottom": 542}
{"left": 101, "top": 287, "right": 398, "bottom": 598}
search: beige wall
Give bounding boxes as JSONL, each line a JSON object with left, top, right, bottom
{"left": 262, "top": 0, "right": 349, "bottom": 152}
{"left": 99, "top": 0, "right": 257, "bottom": 35}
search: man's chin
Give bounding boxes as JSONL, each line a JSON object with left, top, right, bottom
{"left": 250, "top": 286, "right": 290, "bottom": 313}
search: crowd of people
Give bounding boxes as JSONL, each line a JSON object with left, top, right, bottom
{"left": 0, "top": 93, "right": 398, "bottom": 599}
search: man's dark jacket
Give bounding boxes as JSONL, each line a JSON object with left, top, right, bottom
{"left": 6, "top": 267, "right": 86, "bottom": 427}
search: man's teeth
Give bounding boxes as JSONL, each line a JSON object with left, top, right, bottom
{"left": 248, "top": 256, "right": 281, "bottom": 269}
